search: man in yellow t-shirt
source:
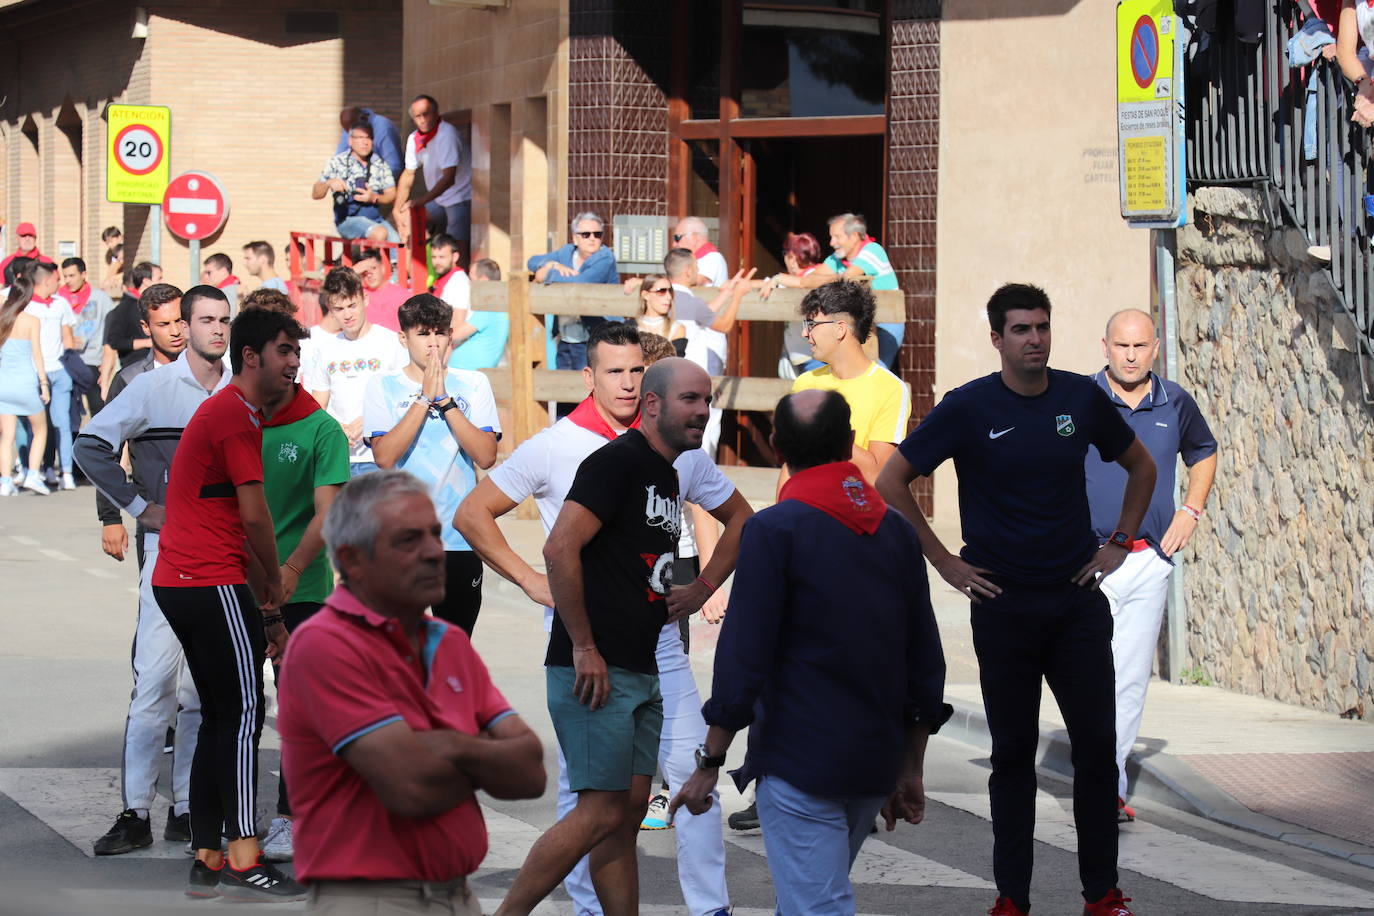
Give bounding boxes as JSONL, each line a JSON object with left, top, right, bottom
{"left": 787, "top": 281, "right": 910, "bottom": 483}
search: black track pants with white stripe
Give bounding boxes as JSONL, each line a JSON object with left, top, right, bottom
{"left": 155, "top": 583, "right": 265, "bottom": 850}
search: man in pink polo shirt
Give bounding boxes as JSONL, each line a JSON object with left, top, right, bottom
{"left": 278, "top": 469, "right": 545, "bottom": 914}
{"left": 353, "top": 246, "right": 409, "bottom": 332}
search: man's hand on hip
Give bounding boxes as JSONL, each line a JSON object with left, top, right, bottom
{"left": 1072, "top": 543, "right": 1128, "bottom": 588}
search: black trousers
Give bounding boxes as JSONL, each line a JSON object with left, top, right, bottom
{"left": 433, "top": 550, "right": 483, "bottom": 635}
{"left": 971, "top": 578, "right": 1119, "bottom": 908}
{"left": 155, "top": 582, "right": 266, "bottom": 849}
{"left": 273, "top": 601, "right": 324, "bottom": 817}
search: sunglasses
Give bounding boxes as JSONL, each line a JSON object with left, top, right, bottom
{"left": 673, "top": 233, "right": 685, "bottom": 242}
{"left": 647, "top": 287, "right": 672, "bottom": 295}
{"left": 576, "top": 230, "right": 604, "bottom": 239}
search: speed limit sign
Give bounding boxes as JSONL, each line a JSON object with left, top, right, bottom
{"left": 106, "top": 104, "right": 171, "bottom": 204}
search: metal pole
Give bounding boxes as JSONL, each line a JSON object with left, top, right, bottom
{"left": 1155, "top": 229, "right": 1188, "bottom": 683}
{"left": 150, "top": 204, "right": 162, "bottom": 267}
{"left": 189, "top": 238, "right": 200, "bottom": 288}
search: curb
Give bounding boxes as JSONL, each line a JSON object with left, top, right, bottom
{"left": 942, "top": 697, "right": 1374, "bottom": 871}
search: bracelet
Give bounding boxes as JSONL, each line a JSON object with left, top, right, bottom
{"left": 696, "top": 574, "right": 717, "bottom": 594}
{"left": 283, "top": 561, "right": 303, "bottom": 577}
{"left": 262, "top": 615, "right": 284, "bottom": 627}
{"left": 573, "top": 646, "right": 598, "bottom": 654}
{"left": 1181, "top": 504, "right": 1203, "bottom": 521}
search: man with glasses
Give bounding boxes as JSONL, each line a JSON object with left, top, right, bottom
{"left": 672, "top": 217, "right": 728, "bottom": 288}
{"left": 786, "top": 281, "right": 910, "bottom": 485}
{"left": 353, "top": 247, "right": 408, "bottom": 333}
{"left": 313, "top": 116, "right": 398, "bottom": 244}
{"left": 527, "top": 212, "right": 619, "bottom": 372}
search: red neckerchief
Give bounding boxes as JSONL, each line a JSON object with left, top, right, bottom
{"left": 799, "top": 265, "right": 818, "bottom": 277}
{"left": 264, "top": 384, "right": 322, "bottom": 428}
{"left": 429, "top": 266, "right": 465, "bottom": 297}
{"left": 413, "top": 125, "right": 439, "bottom": 152}
{"left": 125, "top": 286, "right": 140, "bottom": 300}
{"left": 30, "top": 294, "right": 53, "bottom": 306}
{"left": 778, "top": 460, "right": 886, "bottom": 536}
{"left": 693, "top": 240, "right": 719, "bottom": 259}
{"left": 566, "top": 395, "right": 639, "bottom": 442}
{"left": 840, "top": 237, "right": 877, "bottom": 268}
{"left": 64, "top": 283, "right": 92, "bottom": 314}
{"left": 217, "top": 275, "right": 240, "bottom": 289}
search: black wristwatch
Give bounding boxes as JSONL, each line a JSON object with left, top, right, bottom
{"left": 436, "top": 396, "right": 459, "bottom": 414}
{"left": 694, "top": 744, "right": 726, "bottom": 770}
{"left": 1107, "top": 530, "right": 1132, "bottom": 549}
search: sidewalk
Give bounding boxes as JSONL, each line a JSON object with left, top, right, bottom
{"left": 498, "top": 483, "right": 1374, "bottom": 872}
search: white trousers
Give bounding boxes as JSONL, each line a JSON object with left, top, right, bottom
{"left": 1100, "top": 547, "right": 1173, "bottom": 801}
{"left": 123, "top": 532, "right": 202, "bottom": 813}
{"left": 558, "top": 624, "right": 729, "bottom": 916}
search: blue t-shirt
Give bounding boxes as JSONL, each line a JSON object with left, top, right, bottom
{"left": 448, "top": 310, "right": 511, "bottom": 371}
{"left": 362, "top": 368, "right": 501, "bottom": 551}
{"left": 1084, "top": 370, "right": 1216, "bottom": 560}
{"left": 899, "top": 369, "right": 1136, "bottom": 584}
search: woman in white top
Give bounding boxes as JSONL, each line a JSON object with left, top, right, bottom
{"left": 0, "top": 275, "right": 51, "bottom": 495}
{"left": 634, "top": 274, "right": 687, "bottom": 357}
{"left": 1337, "top": 0, "right": 1374, "bottom": 126}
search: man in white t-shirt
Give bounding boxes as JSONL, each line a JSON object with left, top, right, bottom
{"left": 672, "top": 216, "right": 729, "bottom": 288}
{"left": 455, "top": 322, "right": 752, "bottom": 916}
{"left": 428, "top": 232, "right": 471, "bottom": 318}
{"left": 395, "top": 94, "right": 470, "bottom": 257}
{"left": 306, "top": 267, "right": 407, "bottom": 475}
{"left": 24, "top": 260, "right": 78, "bottom": 488}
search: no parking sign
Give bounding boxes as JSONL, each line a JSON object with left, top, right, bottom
{"left": 106, "top": 105, "right": 171, "bottom": 205}
{"left": 1117, "top": 0, "right": 1185, "bottom": 225}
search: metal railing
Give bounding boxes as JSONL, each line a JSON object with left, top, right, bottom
{"left": 1187, "top": 0, "right": 1373, "bottom": 399}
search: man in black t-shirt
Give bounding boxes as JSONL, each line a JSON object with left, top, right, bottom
{"left": 495, "top": 358, "right": 712, "bottom": 916}
{"left": 876, "top": 284, "right": 1156, "bottom": 916}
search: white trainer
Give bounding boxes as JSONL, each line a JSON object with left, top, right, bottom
{"left": 0, "top": 478, "right": 14, "bottom": 496}
{"left": 21, "top": 471, "right": 50, "bottom": 495}
{"left": 261, "top": 816, "right": 293, "bottom": 862}
{"left": 61, "top": 472, "right": 76, "bottom": 491}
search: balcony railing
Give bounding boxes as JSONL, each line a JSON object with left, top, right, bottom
{"left": 1187, "top": 0, "right": 1373, "bottom": 399}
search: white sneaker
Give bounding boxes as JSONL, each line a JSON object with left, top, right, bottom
{"left": 21, "top": 471, "right": 50, "bottom": 495}
{"left": 0, "top": 478, "right": 14, "bottom": 496}
{"left": 261, "top": 817, "right": 293, "bottom": 862}
{"left": 61, "top": 472, "right": 76, "bottom": 491}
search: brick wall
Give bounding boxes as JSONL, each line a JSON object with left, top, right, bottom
{"left": 887, "top": 0, "right": 941, "bottom": 514}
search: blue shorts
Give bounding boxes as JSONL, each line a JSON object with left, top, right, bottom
{"left": 546, "top": 664, "right": 662, "bottom": 792}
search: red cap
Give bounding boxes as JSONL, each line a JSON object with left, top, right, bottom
{"left": 16, "top": 222, "right": 37, "bottom": 237}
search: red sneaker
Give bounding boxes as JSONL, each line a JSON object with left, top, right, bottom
{"left": 1117, "top": 796, "right": 1136, "bottom": 823}
{"left": 988, "top": 897, "right": 1030, "bottom": 916}
{"left": 1084, "top": 888, "right": 1134, "bottom": 916}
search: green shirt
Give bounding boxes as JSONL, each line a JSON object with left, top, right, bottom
{"left": 262, "top": 409, "right": 350, "bottom": 605}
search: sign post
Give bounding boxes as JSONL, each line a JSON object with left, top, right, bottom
{"left": 106, "top": 104, "right": 172, "bottom": 265}
{"left": 1117, "top": 0, "right": 1186, "bottom": 226}
{"left": 161, "top": 171, "right": 230, "bottom": 286}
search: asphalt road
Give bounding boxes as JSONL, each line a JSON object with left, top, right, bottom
{"left": 2, "top": 486, "right": 1373, "bottom": 915}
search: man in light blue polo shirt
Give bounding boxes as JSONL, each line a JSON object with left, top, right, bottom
{"left": 363, "top": 293, "right": 501, "bottom": 635}
{"left": 1084, "top": 308, "right": 1217, "bottom": 822}
{"left": 448, "top": 258, "right": 510, "bottom": 370}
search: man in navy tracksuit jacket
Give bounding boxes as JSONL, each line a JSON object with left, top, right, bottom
{"left": 671, "top": 388, "right": 950, "bottom": 914}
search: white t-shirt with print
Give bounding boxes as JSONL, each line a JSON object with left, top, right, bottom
{"left": 436, "top": 269, "right": 471, "bottom": 314}
{"left": 362, "top": 367, "right": 501, "bottom": 551}
{"left": 25, "top": 295, "right": 76, "bottom": 373}
{"left": 304, "top": 323, "right": 408, "bottom": 461}
{"left": 404, "top": 121, "right": 468, "bottom": 207}
{"left": 487, "top": 415, "right": 735, "bottom": 629}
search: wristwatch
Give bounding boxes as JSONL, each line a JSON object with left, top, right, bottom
{"left": 1107, "top": 530, "right": 1132, "bottom": 549}
{"left": 694, "top": 744, "right": 726, "bottom": 770}
{"left": 436, "top": 397, "right": 459, "bottom": 414}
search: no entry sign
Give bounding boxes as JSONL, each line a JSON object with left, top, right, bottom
{"left": 106, "top": 105, "right": 171, "bottom": 205}
{"left": 162, "top": 171, "right": 229, "bottom": 241}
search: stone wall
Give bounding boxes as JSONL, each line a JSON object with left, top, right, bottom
{"left": 1176, "top": 186, "right": 1374, "bottom": 716}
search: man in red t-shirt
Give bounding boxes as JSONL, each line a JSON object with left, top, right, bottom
{"left": 153, "top": 307, "right": 307, "bottom": 902}
{"left": 278, "top": 470, "right": 545, "bottom": 913}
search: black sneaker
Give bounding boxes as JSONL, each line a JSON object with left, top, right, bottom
{"left": 185, "top": 860, "right": 222, "bottom": 898}
{"left": 93, "top": 809, "right": 153, "bottom": 855}
{"left": 164, "top": 808, "right": 191, "bottom": 842}
{"left": 218, "top": 857, "right": 308, "bottom": 902}
{"left": 727, "top": 802, "right": 759, "bottom": 831}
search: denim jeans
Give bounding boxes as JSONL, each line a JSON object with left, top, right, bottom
{"left": 424, "top": 199, "right": 471, "bottom": 242}
{"left": 335, "top": 215, "right": 399, "bottom": 242}
{"left": 46, "top": 366, "right": 73, "bottom": 473}
{"left": 349, "top": 461, "right": 379, "bottom": 478}
{"left": 875, "top": 322, "right": 904, "bottom": 372}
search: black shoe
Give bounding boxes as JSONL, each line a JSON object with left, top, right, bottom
{"left": 93, "top": 809, "right": 153, "bottom": 855}
{"left": 164, "top": 808, "right": 191, "bottom": 842}
{"left": 727, "top": 802, "right": 759, "bottom": 831}
{"left": 185, "top": 860, "right": 222, "bottom": 898}
{"left": 218, "top": 857, "right": 308, "bottom": 902}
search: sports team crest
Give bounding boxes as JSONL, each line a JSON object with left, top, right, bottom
{"left": 277, "top": 441, "right": 300, "bottom": 463}
{"left": 841, "top": 475, "right": 871, "bottom": 510}
{"left": 1056, "top": 414, "right": 1076, "bottom": 437}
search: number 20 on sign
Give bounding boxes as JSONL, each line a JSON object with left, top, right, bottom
{"left": 106, "top": 105, "right": 171, "bottom": 205}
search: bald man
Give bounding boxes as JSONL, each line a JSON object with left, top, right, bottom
{"left": 1084, "top": 309, "right": 1217, "bottom": 821}
{"left": 495, "top": 359, "right": 713, "bottom": 916}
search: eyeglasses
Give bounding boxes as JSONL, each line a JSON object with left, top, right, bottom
{"left": 802, "top": 319, "right": 841, "bottom": 333}
{"left": 576, "top": 230, "right": 604, "bottom": 239}
{"left": 672, "top": 233, "right": 685, "bottom": 242}
{"left": 647, "top": 287, "right": 672, "bottom": 295}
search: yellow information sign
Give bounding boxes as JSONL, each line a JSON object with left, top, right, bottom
{"left": 106, "top": 105, "right": 171, "bottom": 205}
{"left": 1123, "top": 136, "right": 1168, "bottom": 211}
{"left": 1117, "top": 0, "right": 1175, "bottom": 104}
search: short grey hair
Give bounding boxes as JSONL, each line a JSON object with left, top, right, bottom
{"left": 677, "top": 216, "right": 707, "bottom": 238}
{"left": 570, "top": 211, "right": 603, "bottom": 236}
{"left": 829, "top": 212, "right": 867, "bottom": 238}
{"left": 323, "top": 470, "right": 432, "bottom": 574}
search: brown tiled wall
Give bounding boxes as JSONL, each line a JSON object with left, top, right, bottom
{"left": 567, "top": 0, "right": 670, "bottom": 235}
{"left": 887, "top": 0, "right": 941, "bottom": 514}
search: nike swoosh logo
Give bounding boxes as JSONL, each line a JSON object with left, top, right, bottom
{"left": 988, "top": 427, "right": 1014, "bottom": 439}
{"left": 471, "top": 576, "right": 482, "bottom": 588}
